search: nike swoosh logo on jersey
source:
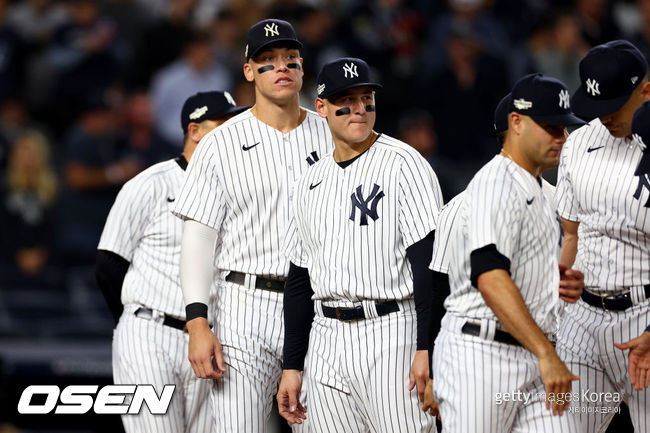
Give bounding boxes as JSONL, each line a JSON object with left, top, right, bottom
{"left": 242, "top": 142, "right": 260, "bottom": 151}
{"left": 526, "top": 197, "right": 534, "bottom": 205}
{"left": 587, "top": 146, "right": 605, "bottom": 152}
{"left": 167, "top": 197, "right": 175, "bottom": 203}
{"left": 309, "top": 181, "right": 322, "bottom": 190}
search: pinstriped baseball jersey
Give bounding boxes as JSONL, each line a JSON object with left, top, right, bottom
{"left": 284, "top": 134, "right": 443, "bottom": 302}
{"left": 173, "top": 108, "right": 331, "bottom": 278}
{"left": 555, "top": 118, "right": 650, "bottom": 294}
{"left": 443, "top": 155, "right": 561, "bottom": 334}
{"left": 430, "top": 179, "right": 558, "bottom": 292}
{"left": 98, "top": 158, "right": 209, "bottom": 318}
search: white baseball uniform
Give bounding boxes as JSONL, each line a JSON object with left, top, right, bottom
{"left": 555, "top": 118, "right": 650, "bottom": 432}
{"left": 284, "top": 134, "right": 442, "bottom": 433}
{"left": 98, "top": 157, "right": 214, "bottom": 433}
{"left": 173, "top": 108, "right": 332, "bottom": 432}
{"left": 432, "top": 154, "right": 577, "bottom": 432}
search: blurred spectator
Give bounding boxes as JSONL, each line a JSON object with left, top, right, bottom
{"left": 575, "top": 0, "right": 621, "bottom": 46}
{"left": 6, "top": 0, "right": 69, "bottom": 49}
{"left": 631, "top": 0, "right": 650, "bottom": 63}
{"left": 0, "top": 0, "right": 28, "bottom": 102}
{"left": 209, "top": 8, "right": 247, "bottom": 86}
{"left": 126, "top": 0, "right": 198, "bottom": 89}
{"left": 509, "top": 14, "right": 555, "bottom": 85}
{"left": 534, "top": 11, "right": 589, "bottom": 92}
{"left": 296, "top": 6, "right": 345, "bottom": 106}
{"left": 422, "top": 0, "right": 509, "bottom": 77}
{"left": 102, "top": 0, "right": 153, "bottom": 70}
{"left": 150, "top": 29, "right": 232, "bottom": 149}
{"left": 426, "top": 19, "right": 509, "bottom": 197}
{"left": 120, "top": 90, "right": 167, "bottom": 163}
{"left": 0, "top": 130, "right": 59, "bottom": 284}
{"left": 58, "top": 95, "right": 143, "bottom": 263}
{"left": 398, "top": 109, "right": 437, "bottom": 163}
{"left": 45, "top": 0, "right": 121, "bottom": 131}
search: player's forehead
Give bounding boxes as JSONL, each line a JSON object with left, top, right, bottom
{"left": 329, "top": 86, "right": 375, "bottom": 100}
{"left": 251, "top": 45, "right": 300, "bottom": 60}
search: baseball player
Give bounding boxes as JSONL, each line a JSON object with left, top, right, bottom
{"left": 172, "top": 19, "right": 332, "bottom": 432}
{"left": 616, "top": 101, "right": 650, "bottom": 392}
{"left": 96, "top": 91, "right": 248, "bottom": 433}
{"left": 432, "top": 73, "right": 586, "bottom": 432}
{"left": 555, "top": 40, "right": 650, "bottom": 432}
{"left": 277, "top": 57, "right": 442, "bottom": 433}
{"left": 422, "top": 88, "right": 584, "bottom": 421}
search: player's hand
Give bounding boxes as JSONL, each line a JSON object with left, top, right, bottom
{"left": 615, "top": 331, "right": 650, "bottom": 390}
{"left": 186, "top": 318, "right": 226, "bottom": 379}
{"left": 421, "top": 378, "right": 440, "bottom": 419}
{"left": 277, "top": 369, "right": 307, "bottom": 424}
{"left": 409, "top": 350, "right": 430, "bottom": 403}
{"left": 559, "top": 264, "right": 584, "bottom": 303}
{"left": 538, "top": 353, "right": 579, "bottom": 415}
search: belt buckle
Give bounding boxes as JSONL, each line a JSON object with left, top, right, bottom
{"left": 600, "top": 292, "right": 623, "bottom": 312}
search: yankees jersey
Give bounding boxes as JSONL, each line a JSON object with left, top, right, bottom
{"left": 285, "top": 134, "right": 443, "bottom": 302}
{"left": 556, "top": 118, "right": 650, "bottom": 292}
{"left": 173, "top": 108, "right": 332, "bottom": 278}
{"left": 443, "top": 155, "right": 561, "bottom": 334}
{"left": 98, "top": 157, "right": 209, "bottom": 318}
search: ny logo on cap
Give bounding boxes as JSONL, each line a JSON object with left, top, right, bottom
{"left": 343, "top": 63, "right": 358, "bottom": 79}
{"left": 559, "top": 90, "right": 570, "bottom": 109}
{"left": 586, "top": 78, "right": 600, "bottom": 96}
{"left": 224, "top": 91, "right": 236, "bottom": 106}
{"left": 189, "top": 106, "right": 208, "bottom": 120}
{"left": 264, "top": 23, "right": 279, "bottom": 37}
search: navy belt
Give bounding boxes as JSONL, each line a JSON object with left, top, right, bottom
{"left": 461, "top": 322, "right": 522, "bottom": 347}
{"left": 321, "top": 300, "right": 399, "bottom": 321}
{"left": 225, "top": 271, "right": 285, "bottom": 292}
{"left": 580, "top": 285, "right": 650, "bottom": 311}
{"left": 135, "top": 307, "right": 187, "bottom": 332}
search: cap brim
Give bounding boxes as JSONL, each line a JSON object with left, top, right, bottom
{"left": 215, "top": 105, "right": 250, "bottom": 118}
{"left": 319, "top": 82, "right": 383, "bottom": 99}
{"left": 570, "top": 86, "right": 632, "bottom": 121}
{"left": 530, "top": 112, "right": 587, "bottom": 126}
{"left": 248, "top": 39, "right": 303, "bottom": 59}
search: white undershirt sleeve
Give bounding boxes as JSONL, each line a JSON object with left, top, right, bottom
{"left": 180, "top": 219, "right": 217, "bottom": 306}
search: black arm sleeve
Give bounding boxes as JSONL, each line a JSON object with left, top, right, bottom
{"left": 95, "top": 249, "right": 130, "bottom": 323}
{"left": 406, "top": 231, "right": 435, "bottom": 352}
{"left": 431, "top": 271, "right": 450, "bottom": 346}
{"left": 282, "top": 262, "right": 315, "bottom": 371}
{"left": 470, "top": 244, "right": 511, "bottom": 288}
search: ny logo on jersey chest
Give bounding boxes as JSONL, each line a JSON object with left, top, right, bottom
{"left": 306, "top": 151, "right": 320, "bottom": 166}
{"left": 350, "top": 184, "right": 384, "bottom": 226}
{"left": 633, "top": 173, "right": 650, "bottom": 208}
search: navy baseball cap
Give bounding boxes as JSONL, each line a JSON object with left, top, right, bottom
{"left": 511, "top": 73, "right": 585, "bottom": 126}
{"left": 245, "top": 19, "right": 302, "bottom": 60}
{"left": 572, "top": 40, "right": 648, "bottom": 120}
{"left": 317, "top": 57, "right": 382, "bottom": 99}
{"left": 180, "top": 91, "right": 248, "bottom": 133}
{"left": 494, "top": 93, "right": 513, "bottom": 133}
{"left": 632, "top": 100, "right": 650, "bottom": 150}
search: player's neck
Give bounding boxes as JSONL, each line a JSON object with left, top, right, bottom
{"left": 333, "top": 131, "right": 378, "bottom": 162}
{"left": 500, "top": 144, "right": 542, "bottom": 177}
{"left": 251, "top": 94, "right": 305, "bottom": 133}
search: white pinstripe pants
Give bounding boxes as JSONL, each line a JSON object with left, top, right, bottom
{"left": 557, "top": 297, "right": 650, "bottom": 433}
{"left": 301, "top": 299, "right": 436, "bottom": 433}
{"left": 113, "top": 305, "right": 213, "bottom": 433}
{"left": 433, "top": 314, "right": 578, "bottom": 433}
{"left": 211, "top": 279, "right": 285, "bottom": 433}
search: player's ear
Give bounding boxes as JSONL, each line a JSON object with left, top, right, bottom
{"left": 243, "top": 62, "right": 254, "bottom": 83}
{"left": 315, "top": 98, "right": 327, "bottom": 119}
{"left": 509, "top": 112, "right": 523, "bottom": 135}
{"left": 188, "top": 122, "right": 202, "bottom": 143}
